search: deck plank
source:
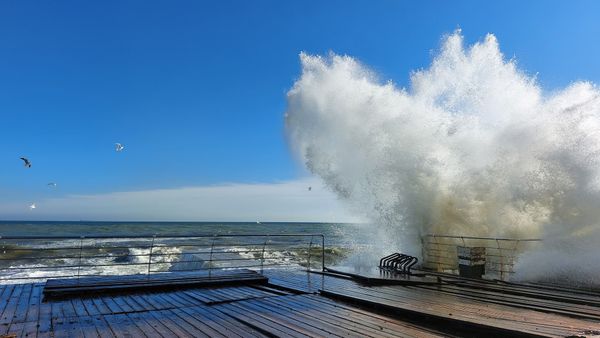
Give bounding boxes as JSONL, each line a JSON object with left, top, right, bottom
{"left": 229, "top": 298, "right": 342, "bottom": 337}
{"left": 216, "top": 302, "right": 308, "bottom": 337}
{"left": 37, "top": 296, "right": 53, "bottom": 338}
{"left": 90, "top": 315, "right": 115, "bottom": 338}
{"left": 321, "top": 284, "right": 600, "bottom": 337}
{"left": 192, "top": 306, "right": 269, "bottom": 338}
{"left": 25, "top": 283, "right": 42, "bottom": 323}
{"left": 170, "top": 307, "right": 227, "bottom": 338}
{"left": 52, "top": 315, "right": 84, "bottom": 338}
{"left": 103, "top": 313, "right": 147, "bottom": 338}
{"left": 0, "top": 284, "right": 23, "bottom": 334}
{"left": 145, "top": 309, "right": 194, "bottom": 338}
{"left": 22, "top": 320, "right": 39, "bottom": 338}
{"left": 128, "top": 310, "right": 174, "bottom": 338}
{"left": 12, "top": 283, "right": 33, "bottom": 323}
{"left": 156, "top": 309, "right": 209, "bottom": 338}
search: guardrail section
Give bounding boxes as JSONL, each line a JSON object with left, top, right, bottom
{"left": 421, "top": 234, "right": 541, "bottom": 280}
{"left": 0, "top": 234, "right": 325, "bottom": 283}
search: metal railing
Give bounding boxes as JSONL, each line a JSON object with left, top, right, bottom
{"left": 421, "top": 234, "right": 541, "bottom": 281}
{"left": 0, "top": 234, "right": 325, "bottom": 283}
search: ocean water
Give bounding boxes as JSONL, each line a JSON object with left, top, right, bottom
{"left": 0, "top": 221, "right": 365, "bottom": 282}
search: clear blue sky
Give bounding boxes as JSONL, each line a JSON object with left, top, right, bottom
{"left": 1, "top": 1, "right": 599, "bottom": 220}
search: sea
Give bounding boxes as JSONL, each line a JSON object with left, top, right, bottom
{"left": 0, "top": 221, "right": 367, "bottom": 283}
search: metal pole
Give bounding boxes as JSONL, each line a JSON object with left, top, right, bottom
{"left": 321, "top": 235, "right": 325, "bottom": 272}
{"left": 434, "top": 235, "right": 441, "bottom": 272}
{"left": 420, "top": 235, "right": 426, "bottom": 268}
{"left": 307, "top": 236, "right": 314, "bottom": 272}
{"left": 209, "top": 236, "right": 216, "bottom": 278}
{"left": 77, "top": 236, "right": 84, "bottom": 283}
{"left": 147, "top": 236, "right": 155, "bottom": 278}
{"left": 496, "top": 239, "right": 503, "bottom": 281}
{"left": 260, "top": 235, "right": 269, "bottom": 274}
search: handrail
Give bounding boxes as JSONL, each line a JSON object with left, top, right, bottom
{"left": 423, "top": 234, "right": 541, "bottom": 242}
{"left": 0, "top": 233, "right": 324, "bottom": 240}
{"left": 421, "top": 234, "right": 541, "bottom": 281}
{"left": 0, "top": 233, "right": 327, "bottom": 283}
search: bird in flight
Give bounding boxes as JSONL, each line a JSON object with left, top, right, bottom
{"left": 48, "top": 182, "right": 57, "bottom": 187}
{"left": 308, "top": 186, "right": 312, "bottom": 191}
{"left": 115, "top": 143, "right": 124, "bottom": 152}
{"left": 29, "top": 203, "right": 36, "bottom": 210}
{"left": 20, "top": 157, "right": 31, "bottom": 168}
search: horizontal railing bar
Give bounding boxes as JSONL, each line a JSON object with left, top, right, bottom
{"left": 148, "top": 263, "right": 292, "bottom": 273}
{"left": 424, "top": 243, "right": 529, "bottom": 250}
{"left": 166, "top": 257, "right": 285, "bottom": 264}
{"left": 0, "top": 247, "right": 307, "bottom": 261}
{"left": 0, "top": 255, "right": 296, "bottom": 271}
{"left": 1, "top": 262, "right": 152, "bottom": 270}
{"left": 0, "top": 233, "right": 325, "bottom": 240}
{"left": 2, "top": 246, "right": 150, "bottom": 252}
{"left": 0, "top": 246, "right": 311, "bottom": 256}
{"left": 423, "top": 234, "right": 540, "bottom": 241}
{"left": 0, "top": 274, "right": 79, "bottom": 280}
{"left": 0, "top": 243, "right": 314, "bottom": 252}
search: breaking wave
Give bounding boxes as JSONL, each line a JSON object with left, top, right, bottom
{"left": 286, "top": 30, "right": 600, "bottom": 285}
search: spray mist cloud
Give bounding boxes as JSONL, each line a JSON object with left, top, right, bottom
{"left": 285, "top": 31, "right": 600, "bottom": 285}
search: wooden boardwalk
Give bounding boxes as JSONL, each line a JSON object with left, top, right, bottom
{"left": 1, "top": 269, "right": 600, "bottom": 337}
{"left": 44, "top": 269, "right": 267, "bottom": 298}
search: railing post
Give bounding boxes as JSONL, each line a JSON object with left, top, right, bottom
{"left": 434, "top": 235, "right": 441, "bottom": 272}
{"left": 260, "top": 235, "right": 269, "bottom": 274}
{"left": 77, "top": 236, "right": 84, "bottom": 283}
{"left": 496, "top": 239, "right": 503, "bottom": 281}
{"left": 420, "top": 235, "right": 426, "bottom": 267}
{"left": 307, "top": 235, "right": 314, "bottom": 272}
{"left": 509, "top": 239, "right": 521, "bottom": 281}
{"left": 321, "top": 235, "right": 325, "bottom": 272}
{"left": 209, "top": 235, "right": 216, "bottom": 278}
{"left": 147, "top": 235, "right": 156, "bottom": 278}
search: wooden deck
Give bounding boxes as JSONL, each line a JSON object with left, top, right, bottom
{"left": 44, "top": 269, "right": 267, "bottom": 298}
{"left": 1, "top": 269, "right": 600, "bottom": 337}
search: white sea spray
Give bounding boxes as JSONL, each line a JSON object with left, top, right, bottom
{"left": 286, "top": 31, "right": 600, "bottom": 285}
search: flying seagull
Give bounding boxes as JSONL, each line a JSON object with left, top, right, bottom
{"left": 115, "top": 143, "right": 124, "bottom": 152}
{"left": 20, "top": 157, "right": 31, "bottom": 168}
{"left": 308, "top": 186, "right": 312, "bottom": 191}
{"left": 29, "top": 203, "right": 36, "bottom": 210}
{"left": 47, "top": 182, "right": 57, "bottom": 187}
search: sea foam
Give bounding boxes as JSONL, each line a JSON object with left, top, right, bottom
{"left": 285, "top": 31, "right": 600, "bottom": 285}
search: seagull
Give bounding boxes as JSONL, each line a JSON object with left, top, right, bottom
{"left": 20, "top": 157, "right": 31, "bottom": 168}
{"left": 29, "top": 203, "right": 36, "bottom": 210}
{"left": 115, "top": 143, "right": 124, "bottom": 152}
{"left": 47, "top": 182, "right": 57, "bottom": 187}
{"left": 308, "top": 186, "right": 312, "bottom": 191}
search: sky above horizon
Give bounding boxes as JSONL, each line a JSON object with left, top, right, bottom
{"left": 1, "top": 0, "right": 600, "bottom": 221}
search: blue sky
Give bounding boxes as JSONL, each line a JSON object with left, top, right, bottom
{"left": 1, "top": 1, "right": 599, "bottom": 220}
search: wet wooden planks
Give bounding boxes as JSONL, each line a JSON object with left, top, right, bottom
{"left": 0, "top": 280, "right": 447, "bottom": 338}
{"left": 3, "top": 269, "right": 600, "bottom": 337}
{"left": 320, "top": 283, "right": 600, "bottom": 337}
{"left": 44, "top": 269, "right": 267, "bottom": 298}
{"left": 262, "top": 269, "right": 358, "bottom": 294}
{"left": 214, "top": 293, "right": 446, "bottom": 338}
{"left": 414, "top": 282, "right": 600, "bottom": 321}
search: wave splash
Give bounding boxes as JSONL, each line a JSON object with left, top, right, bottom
{"left": 285, "top": 31, "right": 600, "bottom": 285}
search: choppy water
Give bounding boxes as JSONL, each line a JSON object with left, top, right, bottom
{"left": 0, "top": 221, "right": 365, "bottom": 283}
